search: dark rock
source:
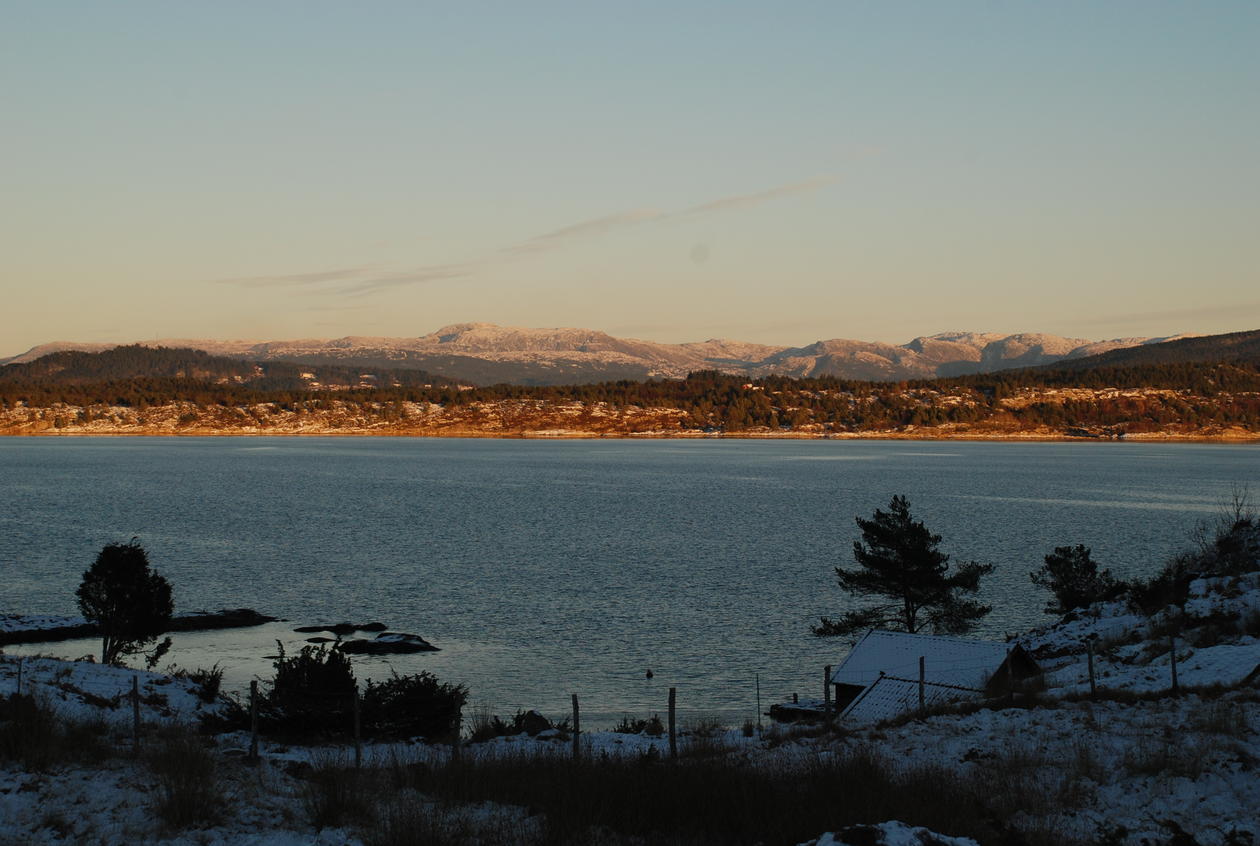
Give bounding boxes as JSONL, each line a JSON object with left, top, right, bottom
{"left": 166, "top": 609, "right": 278, "bottom": 632}
{"left": 305, "top": 637, "right": 336, "bottom": 644}
{"left": 519, "top": 710, "right": 552, "bottom": 736}
{"left": 0, "top": 608, "right": 277, "bottom": 646}
{"left": 339, "top": 632, "right": 439, "bottom": 655}
{"left": 293, "top": 621, "right": 391, "bottom": 636}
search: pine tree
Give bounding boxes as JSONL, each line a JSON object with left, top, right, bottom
{"left": 813, "top": 495, "right": 993, "bottom": 637}
{"left": 77, "top": 539, "right": 174, "bottom": 664}
{"left": 1030, "top": 545, "right": 1122, "bottom": 615}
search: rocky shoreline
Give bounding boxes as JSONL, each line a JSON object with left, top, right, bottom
{"left": 6, "top": 427, "right": 1258, "bottom": 442}
{"left": 0, "top": 608, "right": 278, "bottom": 646}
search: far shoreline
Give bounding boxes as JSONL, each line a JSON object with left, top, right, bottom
{"left": 3, "top": 429, "right": 1259, "bottom": 443}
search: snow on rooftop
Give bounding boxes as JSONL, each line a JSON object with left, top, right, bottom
{"left": 840, "top": 675, "right": 975, "bottom": 725}
{"left": 831, "top": 630, "right": 1014, "bottom": 691}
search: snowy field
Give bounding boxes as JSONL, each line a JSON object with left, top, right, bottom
{"left": 3, "top": 569, "right": 1260, "bottom": 844}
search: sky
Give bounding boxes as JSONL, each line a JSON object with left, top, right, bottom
{"left": 2, "top": 1, "right": 1258, "bottom": 356}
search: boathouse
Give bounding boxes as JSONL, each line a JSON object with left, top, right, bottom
{"left": 831, "top": 629, "right": 1041, "bottom": 725}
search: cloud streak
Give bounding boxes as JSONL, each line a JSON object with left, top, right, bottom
{"left": 677, "top": 176, "right": 835, "bottom": 217}
{"left": 216, "top": 265, "right": 378, "bottom": 289}
{"left": 214, "top": 175, "right": 834, "bottom": 296}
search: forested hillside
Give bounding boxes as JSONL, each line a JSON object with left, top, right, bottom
{"left": 3, "top": 343, "right": 1259, "bottom": 438}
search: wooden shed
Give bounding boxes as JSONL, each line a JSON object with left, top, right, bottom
{"left": 830, "top": 629, "right": 1041, "bottom": 724}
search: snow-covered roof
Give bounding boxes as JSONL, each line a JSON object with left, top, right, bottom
{"left": 831, "top": 629, "right": 1014, "bottom": 691}
{"left": 840, "top": 675, "right": 974, "bottom": 725}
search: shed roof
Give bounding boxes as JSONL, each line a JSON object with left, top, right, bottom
{"left": 840, "top": 675, "right": 973, "bottom": 725}
{"left": 831, "top": 629, "right": 1014, "bottom": 691}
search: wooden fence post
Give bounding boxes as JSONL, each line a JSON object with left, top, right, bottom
{"left": 131, "top": 676, "right": 141, "bottom": 757}
{"left": 1086, "top": 640, "right": 1097, "bottom": 700}
{"left": 668, "top": 687, "right": 677, "bottom": 760}
{"left": 918, "top": 656, "right": 926, "bottom": 712}
{"left": 353, "top": 688, "right": 362, "bottom": 769}
{"left": 823, "top": 665, "right": 832, "bottom": 717}
{"left": 248, "top": 680, "right": 259, "bottom": 763}
{"left": 1006, "top": 648, "right": 1014, "bottom": 705}
{"left": 1169, "top": 634, "right": 1179, "bottom": 695}
{"left": 755, "top": 673, "right": 762, "bottom": 735}
{"left": 571, "top": 693, "right": 580, "bottom": 760}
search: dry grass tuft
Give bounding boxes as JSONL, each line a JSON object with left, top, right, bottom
{"left": 146, "top": 730, "right": 223, "bottom": 829}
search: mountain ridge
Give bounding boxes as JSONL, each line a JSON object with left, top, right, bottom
{"left": 1, "top": 324, "right": 1195, "bottom": 385}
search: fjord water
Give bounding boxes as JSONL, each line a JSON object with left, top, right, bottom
{"left": 1, "top": 437, "right": 1254, "bottom": 724}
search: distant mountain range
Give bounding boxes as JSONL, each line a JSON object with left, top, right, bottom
{"left": 0, "top": 323, "right": 1212, "bottom": 386}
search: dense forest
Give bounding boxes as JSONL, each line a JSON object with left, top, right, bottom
{"left": 2, "top": 346, "right": 1260, "bottom": 435}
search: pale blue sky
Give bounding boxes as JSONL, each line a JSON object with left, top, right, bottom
{"left": 3, "top": 1, "right": 1258, "bottom": 355}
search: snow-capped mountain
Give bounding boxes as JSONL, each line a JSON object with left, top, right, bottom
{"left": 1, "top": 323, "right": 1186, "bottom": 385}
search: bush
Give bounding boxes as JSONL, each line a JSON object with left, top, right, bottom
{"left": 0, "top": 693, "right": 60, "bottom": 769}
{"left": 169, "top": 663, "right": 224, "bottom": 704}
{"left": 265, "top": 642, "right": 357, "bottom": 736}
{"left": 613, "top": 714, "right": 664, "bottom": 736}
{"left": 1192, "top": 488, "right": 1260, "bottom": 575}
{"left": 0, "top": 692, "right": 111, "bottom": 770}
{"left": 466, "top": 708, "right": 555, "bottom": 743}
{"left": 362, "top": 671, "right": 467, "bottom": 741}
{"left": 1127, "top": 554, "right": 1197, "bottom": 617}
{"left": 466, "top": 708, "right": 518, "bottom": 743}
{"left": 1030, "top": 545, "right": 1123, "bottom": 615}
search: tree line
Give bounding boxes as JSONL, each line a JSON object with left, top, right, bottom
{"left": 3, "top": 348, "right": 1260, "bottom": 433}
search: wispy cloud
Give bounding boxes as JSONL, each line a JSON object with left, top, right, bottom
{"left": 677, "top": 176, "right": 835, "bottom": 217}
{"left": 301, "top": 304, "right": 374, "bottom": 313}
{"left": 530, "top": 209, "right": 666, "bottom": 245}
{"left": 214, "top": 175, "right": 834, "bottom": 296}
{"left": 339, "top": 265, "right": 477, "bottom": 296}
{"left": 216, "top": 265, "right": 378, "bottom": 288}
{"left": 212, "top": 263, "right": 477, "bottom": 296}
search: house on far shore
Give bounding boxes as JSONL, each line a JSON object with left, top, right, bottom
{"left": 831, "top": 630, "right": 1041, "bottom": 725}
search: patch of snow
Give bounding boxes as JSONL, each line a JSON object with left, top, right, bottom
{"left": 800, "top": 821, "right": 980, "bottom": 846}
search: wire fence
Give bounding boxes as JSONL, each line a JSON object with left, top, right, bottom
{"left": 2, "top": 634, "right": 1257, "bottom": 766}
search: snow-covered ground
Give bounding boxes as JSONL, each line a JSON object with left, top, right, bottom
{"left": 1021, "top": 572, "right": 1260, "bottom": 698}
{"left": 3, "top": 568, "right": 1260, "bottom": 844}
{"left": 0, "top": 655, "right": 224, "bottom": 725}
{"left": 801, "top": 822, "right": 979, "bottom": 846}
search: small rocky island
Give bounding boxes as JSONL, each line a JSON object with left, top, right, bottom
{"left": 294, "top": 622, "right": 440, "bottom": 654}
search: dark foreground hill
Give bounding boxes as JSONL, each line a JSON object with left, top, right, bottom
{"left": 1038, "top": 329, "right": 1260, "bottom": 372}
{"left": 0, "top": 345, "right": 453, "bottom": 392}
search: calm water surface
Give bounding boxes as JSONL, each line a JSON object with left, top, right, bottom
{"left": 1, "top": 437, "right": 1255, "bottom": 724}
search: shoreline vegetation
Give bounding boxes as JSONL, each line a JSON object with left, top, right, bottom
{"left": 3, "top": 346, "right": 1259, "bottom": 441}
{"left": 2, "top": 399, "right": 1258, "bottom": 441}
